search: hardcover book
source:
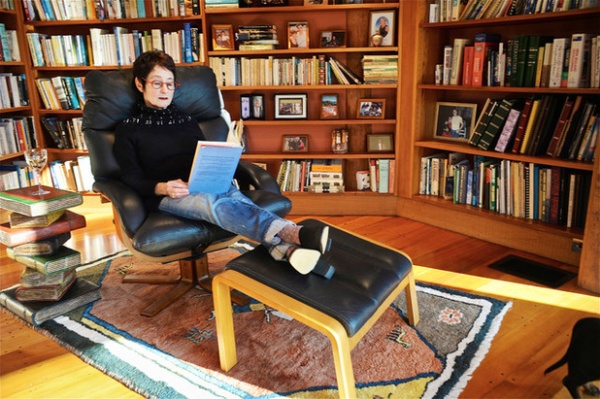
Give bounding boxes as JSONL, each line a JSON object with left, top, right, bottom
{"left": 188, "top": 141, "right": 243, "bottom": 194}
{"left": 0, "top": 210, "right": 85, "bottom": 247}
{"left": 8, "top": 232, "right": 71, "bottom": 256}
{"left": 0, "top": 186, "right": 83, "bottom": 217}
{"left": 20, "top": 266, "right": 75, "bottom": 288}
{"left": 9, "top": 209, "right": 65, "bottom": 228}
{"left": 477, "top": 99, "right": 515, "bottom": 150}
{"left": 0, "top": 278, "right": 101, "bottom": 326}
{"left": 6, "top": 246, "right": 81, "bottom": 275}
{"left": 15, "top": 270, "right": 77, "bottom": 301}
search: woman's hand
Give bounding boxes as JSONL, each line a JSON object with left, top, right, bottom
{"left": 157, "top": 179, "right": 189, "bottom": 199}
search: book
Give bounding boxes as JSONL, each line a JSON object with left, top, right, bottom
{"left": 567, "top": 33, "right": 592, "bottom": 88}
{"left": 462, "top": 45, "right": 475, "bottom": 85}
{"left": 0, "top": 278, "right": 101, "bottom": 326}
{"left": 16, "top": 270, "right": 77, "bottom": 301}
{"left": 0, "top": 210, "right": 85, "bottom": 247}
{"left": 510, "top": 96, "right": 535, "bottom": 153}
{"left": 477, "top": 98, "right": 515, "bottom": 150}
{"left": 494, "top": 108, "right": 522, "bottom": 152}
{"left": 0, "top": 186, "right": 83, "bottom": 217}
{"left": 519, "top": 97, "right": 542, "bottom": 154}
{"left": 450, "top": 38, "right": 473, "bottom": 85}
{"left": 469, "top": 98, "right": 498, "bottom": 146}
{"left": 187, "top": 141, "right": 243, "bottom": 194}
{"left": 7, "top": 245, "right": 81, "bottom": 275}
{"left": 545, "top": 96, "right": 575, "bottom": 156}
{"left": 9, "top": 209, "right": 65, "bottom": 228}
{"left": 472, "top": 33, "right": 500, "bottom": 86}
{"left": 9, "top": 231, "right": 72, "bottom": 256}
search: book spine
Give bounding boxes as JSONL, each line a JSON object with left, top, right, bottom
{"left": 0, "top": 288, "right": 36, "bottom": 325}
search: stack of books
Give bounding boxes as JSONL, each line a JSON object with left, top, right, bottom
{"left": 235, "top": 24, "right": 279, "bottom": 51}
{"left": 204, "top": 0, "right": 239, "bottom": 8}
{"left": 0, "top": 186, "right": 101, "bottom": 326}
{"left": 307, "top": 159, "right": 344, "bottom": 193}
{"left": 362, "top": 55, "right": 398, "bottom": 84}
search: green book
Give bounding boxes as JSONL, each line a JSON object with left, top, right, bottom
{"left": 6, "top": 246, "right": 81, "bottom": 276}
{"left": 469, "top": 98, "right": 499, "bottom": 147}
{"left": 0, "top": 186, "right": 83, "bottom": 217}
{"left": 477, "top": 99, "right": 515, "bottom": 150}
{"left": 0, "top": 278, "right": 101, "bottom": 326}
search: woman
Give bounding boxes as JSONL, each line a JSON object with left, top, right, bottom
{"left": 113, "top": 50, "right": 334, "bottom": 279}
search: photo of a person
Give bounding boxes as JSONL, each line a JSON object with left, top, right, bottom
{"left": 448, "top": 108, "right": 464, "bottom": 138}
{"left": 357, "top": 100, "right": 385, "bottom": 118}
{"left": 252, "top": 95, "right": 264, "bottom": 119}
{"left": 434, "top": 102, "right": 476, "bottom": 141}
{"left": 376, "top": 17, "right": 389, "bottom": 39}
{"left": 212, "top": 25, "right": 233, "bottom": 50}
{"left": 369, "top": 11, "right": 395, "bottom": 47}
{"left": 289, "top": 22, "right": 309, "bottom": 48}
{"left": 283, "top": 136, "right": 308, "bottom": 152}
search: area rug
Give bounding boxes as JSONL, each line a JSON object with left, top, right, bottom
{"left": 19, "top": 243, "right": 512, "bottom": 399}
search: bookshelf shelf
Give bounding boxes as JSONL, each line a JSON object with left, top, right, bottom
{"left": 419, "top": 84, "right": 600, "bottom": 95}
{"left": 205, "top": 3, "right": 399, "bottom": 15}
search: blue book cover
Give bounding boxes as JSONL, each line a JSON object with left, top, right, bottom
{"left": 188, "top": 141, "right": 243, "bottom": 194}
{"left": 183, "top": 23, "right": 193, "bottom": 63}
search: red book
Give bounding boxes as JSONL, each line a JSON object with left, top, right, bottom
{"left": 472, "top": 33, "right": 500, "bottom": 87}
{"left": 510, "top": 96, "right": 534, "bottom": 153}
{"left": 462, "top": 45, "right": 474, "bottom": 86}
{"left": 545, "top": 96, "right": 575, "bottom": 157}
{"left": 0, "top": 210, "right": 86, "bottom": 247}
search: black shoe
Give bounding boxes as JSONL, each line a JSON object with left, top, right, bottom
{"left": 298, "top": 225, "right": 331, "bottom": 254}
{"left": 312, "top": 257, "right": 335, "bottom": 279}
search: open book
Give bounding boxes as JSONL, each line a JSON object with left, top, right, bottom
{"left": 188, "top": 141, "right": 243, "bottom": 194}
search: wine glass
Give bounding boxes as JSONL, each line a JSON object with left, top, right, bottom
{"left": 24, "top": 148, "right": 50, "bottom": 196}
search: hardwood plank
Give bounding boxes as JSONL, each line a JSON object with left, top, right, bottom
{"left": 1, "top": 197, "right": 599, "bottom": 399}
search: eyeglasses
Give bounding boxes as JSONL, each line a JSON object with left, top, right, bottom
{"left": 142, "top": 78, "right": 180, "bottom": 91}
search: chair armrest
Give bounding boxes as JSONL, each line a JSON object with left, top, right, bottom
{"left": 235, "top": 161, "right": 281, "bottom": 194}
{"left": 92, "top": 179, "right": 148, "bottom": 238}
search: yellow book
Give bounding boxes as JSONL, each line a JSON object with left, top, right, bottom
{"left": 9, "top": 210, "right": 66, "bottom": 228}
{"left": 520, "top": 99, "right": 541, "bottom": 154}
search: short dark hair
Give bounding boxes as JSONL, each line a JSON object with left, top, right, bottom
{"left": 132, "top": 50, "right": 176, "bottom": 89}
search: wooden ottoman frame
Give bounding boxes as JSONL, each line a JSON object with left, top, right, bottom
{"left": 212, "top": 222, "right": 419, "bottom": 399}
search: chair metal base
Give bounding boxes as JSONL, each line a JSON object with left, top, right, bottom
{"left": 123, "top": 255, "right": 249, "bottom": 317}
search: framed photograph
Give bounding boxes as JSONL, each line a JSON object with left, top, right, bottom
{"left": 282, "top": 135, "right": 308, "bottom": 152}
{"left": 288, "top": 22, "right": 309, "bottom": 48}
{"left": 212, "top": 24, "right": 234, "bottom": 51}
{"left": 357, "top": 98, "right": 385, "bottom": 119}
{"left": 320, "top": 94, "right": 339, "bottom": 119}
{"left": 367, "top": 134, "right": 394, "bottom": 152}
{"left": 433, "top": 102, "right": 477, "bottom": 142}
{"left": 304, "top": 0, "right": 327, "bottom": 5}
{"left": 251, "top": 94, "right": 265, "bottom": 120}
{"left": 240, "top": 94, "right": 251, "bottom": 120}
{"left": 369, "top": 9, "right": 396, "bottom": 47}
{"left": 320, "top": 30, "right": 346, "bottom": 48}
{"left": 275, "top": 93, "right": 307, "bottom": 119}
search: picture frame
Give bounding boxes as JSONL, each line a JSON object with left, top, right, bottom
{"left": 369, "top": 9, "right": 396, "bottom": 47}
{"left": 240, "top": 94, "right": 251, "bottom": 120}
{"left": 320, "top": 30, "right": 346, "bottom": 48}
{"left": 357, "top": 98, "right": 386, "bottom": 119}
{"left": 282, "top": 135, "right": 309, "bottom": 152}
{"left": 275, "top": 93, "right": 308, "bottom": 119}
{"left": 320, "top": 94, "right": 339, "bottom": 119}
{"left": 212, "top": 24, "right": 234, "bottom": 51}
{"left": 288, "top": 22, "right": 309, "bottom": 49}
{"left": 304, "top": 0, "right": 327, "bottom": 5}
{"left": 367, "top": 134, "right": 394, "bottom": 152}
{"left": 251, "top": 94, "right": 265, "bottom": 120}
{"left": 433, "top": 102, "right": 477, "bottom": 142}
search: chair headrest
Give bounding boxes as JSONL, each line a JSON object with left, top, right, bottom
{"left": 82, "top": 65, "right": 224, "bottom": 132}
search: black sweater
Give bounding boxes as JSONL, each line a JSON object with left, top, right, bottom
{"left": 114, "top": 103, "right": 206, "bottom": 210}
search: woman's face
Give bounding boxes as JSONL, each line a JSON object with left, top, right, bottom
{"left": 135, "top": 66, "right": 176, "bottom": 109}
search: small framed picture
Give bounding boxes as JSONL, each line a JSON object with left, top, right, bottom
{"left": 320, "top": 31, "right": 346, "bottom": 48}
{"left": 369, "top": 9, "right": 396, "bottom": 47}
{"left": 367, "top": 134, "right": 394, "bottom": 152}
{"left": 288, "top": 22, "right": 309, "bottom": 48}
{"left": 251, "top": 94, "right": 265, "bottom": 120}
{"left": 304, "top": 0, "right": 327, "bottom": 5}
{"left": 433, "top": 102, "right": 477, "bottom": 142}
{"left": 275, "top": 93, "right": 307, "bottom": 119}
{"left": 240, "top": 94, "right": 251, "bottom": 120}
{"left": 282, "top": 135, "right": 308, "bottom": 152}
{"left": 357, "top": 98, "right": 386, "bottom": 119}
{"left": 212, "top": 24, "right": 234, "bottom": 51}
{"left": 320, "top": 94, "right": 339, "bottom": 119}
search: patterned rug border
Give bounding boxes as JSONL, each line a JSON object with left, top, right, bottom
{"left": 6, "top": 252, "right": 513, "bottom": 399}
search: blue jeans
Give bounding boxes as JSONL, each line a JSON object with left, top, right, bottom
{"left": 158, "top": 185, "right": 293, "bottom": 260}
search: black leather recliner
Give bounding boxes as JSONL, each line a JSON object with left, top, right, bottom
{"left": 82, "top": 66, "right": 292, "bottom": 316}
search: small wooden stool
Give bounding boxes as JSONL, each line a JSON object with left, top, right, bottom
{"left": 212, "top": 219, "right": 419, "bottom": 399}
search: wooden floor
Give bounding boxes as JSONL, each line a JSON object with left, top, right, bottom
{"left": 1, "top": 196, "right": 599, "bottom": 398}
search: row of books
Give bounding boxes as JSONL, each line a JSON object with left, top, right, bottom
{"left": 366, "top": 158, "right": 395, "bottom": 194}
{"left": 432, "top": 0, "right": 600, "bottom": 22}
{"left": 0, "top": 23, "right": 20, "bottom": 62}
{"left": 35, "top": 76, "right": 86, "bottom": 111}
{"left": 23, "top": 0, "right": 143, "bottom": 21}
{"left": 25, "top": 25, "right": 203, "bottom": 68}
{"left": 0, "top": 0, "right": 15, "bottom": 10}
{"left": 234, "top": 24, "right": 279, "bottom": 51}
{"left": 276, "top": 159, "right": 344, "bottom": 193}
{"left": 41, "top": 116, "right": 86, "bottom": 150}
{"left": 208, "top": 55, "right": 362, "bottom": 87}
{"left": 0, "top": 187, "right": 101, "bottom": 326}
{"left": 469, "top": 95, "right": 598, "bottom": 162}
{"left": 362, "top": 54, "right": 398, "bottom": 85}
{"left": 0, "top": 155, "right": 94, "bottom": 192}
{"left": 0, "top": 73, "right": 29, "bottom": 110}
{"left": 420, "top": 153, "right": 591, "bottom": 228}
{"left": 442, "top": 32, "right": 600, "bottom": 89}
{"left": 0, "top": 116, "right": 37, "bottom": 157}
